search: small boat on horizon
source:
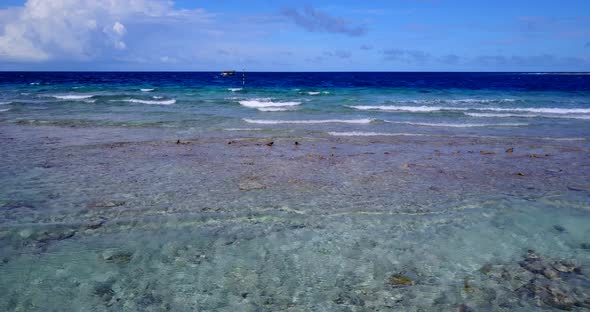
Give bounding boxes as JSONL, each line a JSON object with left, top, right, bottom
{"left": 220, "top": 71, "right": 236, "bottom": 77}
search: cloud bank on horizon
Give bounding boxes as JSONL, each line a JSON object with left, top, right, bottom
{"left": 0, "top": 0, "right": 589, "bottom": 71}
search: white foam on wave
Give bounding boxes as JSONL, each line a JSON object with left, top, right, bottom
{"left": 389, "top": 121, "right": 528, "bottom": 128}
{"left": 351, "top": 105, "right": 590, "bottom": 115}
{"left": 350, "top": 105, "right": 462, "bottom": 112}
{"left": 228, "top": 88, "right": 243, "bottom": 92}
{"left": 256, "top": 107, "right": 292, "bottom": 112}
{"left": 465, "top": 112, "right": 590, "bottom": 120}
{"left": 465, "top": 112, "right": 537, "bottom": 118}
{"left": 140, "top": 88, "right": 155, "bottom": 92}
{"left": 53, "top": 95, "right": 95, "bottom": 100}
{"left": 541, "top": 137, "right": 587, "bottom": 141}
{"left": 239, "top": 99, "right": 302, "bottom": 108}
{"left": 223, "top": 128, "right": 264, "bottom": 131}
{"left": 484, "top": 107, "right": 590, "bottom": 114}
{"left": 0, "top": 101, "right": 11, "bottom": 105}
{"left": 380, "top": 99, "right": 518, "bottom": 105}
{"left": 243, "top": 118, "right": 374, "bottom": 125}
{"left": 308, "top": 92, "right": 321, "bottom": 95}
{"left": 121, "top": 98, "right": 176, "bottom": 105}
{"left": 328, "top": 131, "right": 426, "bottom": 137}
{"left": 29, "top": 82, "right": 40, "bottom": 85}
{"left": 446, "top": 98, "right": 517, "bottom": 103}
{"left": 0, "top": 108, "right": 11, "bottom": 112}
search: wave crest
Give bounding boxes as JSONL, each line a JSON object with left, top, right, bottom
{"left": 243, "top": 118, "right": 374, "bottom": 125}
{"left": 389, "top": 121, "right": 528, "bottom": 128}
{"left": 239, "top": 99, "right": 301, "bottom": 108}
{"left": 123, "top": 98, "right": 176, "bottom": 105}
{"left": 328, "top": 131, "right": 426, "bottom": 137}
{"left": 350, "top": 105, "right": 459, "bottom": 112}
{"left": 53, "top": 95, "right": 95, "bottom": 100}
{"left": 351, "top": 105, "right": 590, "bottom": 115}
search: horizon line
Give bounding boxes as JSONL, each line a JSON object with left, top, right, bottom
{"left": 1, "top": 70, "right": 590, "bottom": 74}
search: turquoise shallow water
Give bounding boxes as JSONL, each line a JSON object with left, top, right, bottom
{"left": 1, "top": 72, "right": 589, "bottom": 139}
{"left": 0, "top": 72, "right": 589, "bottom": 311}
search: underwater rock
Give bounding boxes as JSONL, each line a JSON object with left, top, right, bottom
{"left": 521, "top": 279, "right": 578, "bottom": 311}
{"left": 333, "top": 291, "right": 365, "bottom": 306}
{"left": 553, "top": 225, "right": 566, "bottom": 233}
{"left": 102, "top": 250, "right": 133, "bottom": 265}
{"left": 137, "top": 293, "right": 163, "bottom": 308}
{"left": 520, "top": 255, "right": 546, "bottom": 274}
{"left": 542, "top": 268, "right": 559, "bottom": 280}
{"left": 479, "top": 264, "right": 494, "bottom": 276}
{"left": 87, "top": 200, "right": 125, "bottom": 209}
{"left": 239, "top": 178, "right": 266, "bottom": 191}
{"left": 552, "top": 261, "right": 579, "bottom": 274}
{"left": 479, "top": 151, "right": 496, "bottom": 155}
{"left": 458, "top": 304, "right": 475, "bottom": 312}
{"left": 463, "top": 278, "right": 476, "bottom": 293}
{"left": 85, "top": 219, "right": 106, "bottom": 230}
{"left": 505, "top": 147, "right": 514, "bottom": 153}
{"left": 94, "top": 282, "right": 115, "bottom": 303}
{"left": 1, "top": 200, "right": 38, "bottom": 210}
{"left": 485, "top": 251, "right": 590, "bottom": 311}
{"left": 388, "top": 274, "right": 414, "bottom": 287}
{"left": 35, "top": 228, "right": 76, "bottom": 249}
{"left": 567, "top": 184, "right": 590, "bottom": 192}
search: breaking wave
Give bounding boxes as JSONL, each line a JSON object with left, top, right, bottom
{"left": 238, "top": 98, "right": 301, "bottom": 111}
{"left": 388, "top": 121, "right": 529, "bottom": 128}
{"left": 465, "top": 112, "right": 590, "bottom": 120}
{"left": 121, "top": 98, "right": 176, "bottom": 105}
{"left": 350, "top": 105, "right": 590, "bottom": 114}
{"left": 52, "top": 95, "right": 95, "bottom": 100}
{"left": 243, "top": 118, "right": 375, "bottom": 125}
{"left": 328, "top": 131, "right": 426, "bottom": 137}
{"left": 239, "top": 99, "right": 302, "bottom": 108}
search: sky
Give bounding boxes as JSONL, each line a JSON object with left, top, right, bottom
{"left": 0, "top": 0, "right": 589, "bottom": 71}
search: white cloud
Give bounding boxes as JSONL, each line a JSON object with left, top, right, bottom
{"left": 0, "top": 0, "right": 209, "bottom": 61}
{"left": 113, "top": 22, "right": 126, "bottom": 36}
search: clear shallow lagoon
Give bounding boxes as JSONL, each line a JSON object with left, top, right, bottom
{"left": 0, "top": 72, "right": 589, "bottom": 311}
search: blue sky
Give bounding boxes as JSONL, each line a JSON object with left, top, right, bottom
{"left": 0, "top": 0, "right": 589, "bottom": 71}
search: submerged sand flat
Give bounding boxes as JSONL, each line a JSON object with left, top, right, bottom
{"left": 0, "top": 124, "right": 589, "bottom": 311}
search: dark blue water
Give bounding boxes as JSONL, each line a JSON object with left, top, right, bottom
{"left": 2, "top": 72, "right": 590, "bottom": 91}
